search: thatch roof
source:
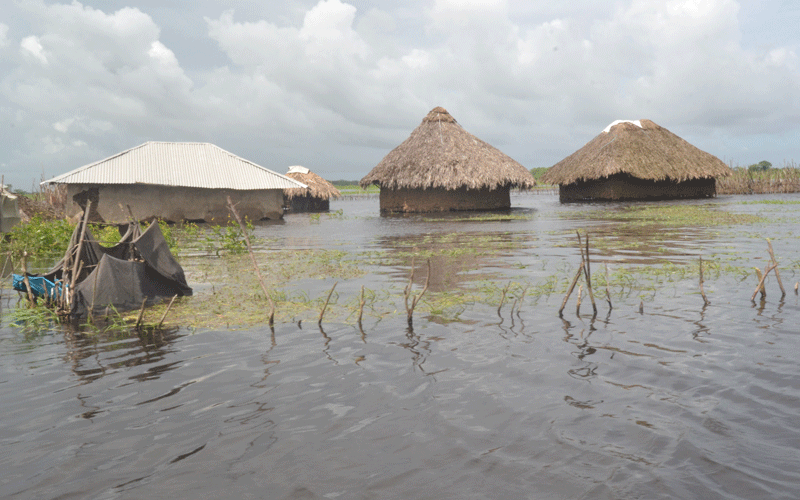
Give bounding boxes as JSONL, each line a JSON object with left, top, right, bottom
{"left": 360, "top": 107, "right": 535, "bottom": 190}
{"left": 542, "top": 119, "right": 732, "bottom": 185}
{"left": 284, "top": 166, "right": 341, "bottom": 200}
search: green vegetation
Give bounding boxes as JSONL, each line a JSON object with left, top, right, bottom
{"left": 0, "top": 217, "right": 180, "bottom": 269}
{"left": 333, "top": 183, "right": 379, "bottom": 195}
{"left": 178, "top": 218, "right": 254, "bottom": 255}
{"left": 2, "top": 195, "right": 794, "bottom": 332}
{"left": 8, "top": 303, "right": 61, "bottom": 333}
{"left": 529, "top": 167, "right": 550, "bottom": 181}
{"left": 560, "top": 204, "right": 763, "bottom": 227}
{"left": 424, "top": 213, "right": 535, "bottom": 222}
{"left": 1, "top": 216, "right": 74, "bottom": 263}
{"left": 738, "top": 200, "right": 800, "bottom": 205}
{"left": 717, "top": 163, "right": 800, "bottom": 194}
{"left": 747, "top": 160, "right": 772, "bottom": 173}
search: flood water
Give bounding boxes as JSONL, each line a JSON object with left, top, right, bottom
{"left": 2, "top": 193, "right": 800, "bottom": 499}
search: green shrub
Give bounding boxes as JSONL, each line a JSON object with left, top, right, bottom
{"left": 1, "top": 216, "right": 74, "bottom": 263}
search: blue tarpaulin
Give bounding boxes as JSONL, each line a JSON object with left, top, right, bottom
{"left": 12, "top": 274, "right": 65, "bottom": 299}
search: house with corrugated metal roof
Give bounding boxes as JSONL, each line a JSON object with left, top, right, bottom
{"left": 41, "top": 142, "right": 306, "bottom": 223}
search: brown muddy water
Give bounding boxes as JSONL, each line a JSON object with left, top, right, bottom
{"left": 2, "top": 193, "right": 800, "bottom": 499}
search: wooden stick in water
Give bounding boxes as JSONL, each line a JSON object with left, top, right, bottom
{"left": 157, "top": 294, "right": 178, "bottom": 328}
{"left": 766, "top": 239, "right": 786, "bottom": 297}
{"left": 699, "top": 256, "right": 710, "bottom": 305}
{"left": 582, "top": 233, "right": 597, "bottom": 317}
{"left": 68, "top": 201, "right": 92, "bottom": 308}
{"left": 227, "top": 196, "right": 275, "bottom": 325}
{"left": 318, "top": 281, "right": 338, "bottom": 326}
{"left": 516, "top": 286, "right": 527, "bottom": 316}
{"left": 497, "top": 282, "right": 510, "bottom": 317}
{"left": 135, "top": 298, "right": 147, "bottom": 329}
{"left": 751, "top": 263, "right": 777, "bottom": 302}
{"left": 21, "top": 251, "right": 35, "bottom": 305}
{"left": 357, "top": 285, "right": 366, "bottom": 328}
{"left": 405, "top": 258, "right": 430, "bottom": 326}
{"left": 559, "top": 260, "right": 584, "bottom": 317}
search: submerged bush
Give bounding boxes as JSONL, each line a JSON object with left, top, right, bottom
{"left": 1, "top": 216, "right": 74, "bottom": 263}
{"left": 0, "top": 217, "right": 183, "bottom": 274}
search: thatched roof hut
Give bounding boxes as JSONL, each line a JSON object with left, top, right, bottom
{"left": 360, "top": 107, "right": 535, "bottom": 212}
{"left": 283, "top": 166, "right": 341, "bottom": 212}
{"left": 542, "top": 119, "right": 732, "bottom": 202}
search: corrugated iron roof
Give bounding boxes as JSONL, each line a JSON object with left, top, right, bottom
{"left": 42, "top": 142, "right": 306, "bottom": 190}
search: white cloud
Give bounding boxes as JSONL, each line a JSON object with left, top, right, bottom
{"left": 41, "top": 135, "right": 65, "bottom": 154}
{"left": 401, "top": 49, "right": 431, "bottom": 69}
{"left": 0, "top": 23, "right": 9, "bottom": 49}
{"left": 299, "top": 0, "right": 368, "bottom": 60}
{"left": 5, "top": 2, "right": 195, "bottom": 137}
{"left": 1, "top": 0, "right": 799, "bottom": 187}
{"left": 53, "top": 118, "right": 74, "bottom": 133}
{"left": 429, "top": 0, "right": 508, "bottom": 22}
{"left": 20, "top": 35, "right": 48, "bottom": 64}
{"left": 148, "top": 40, "right": 177, "bottom": 66}
{"left": 204, "top": 0, "right": 419, "bottom": 132}
{"left": 53, "top": 116, "right": 114, "bottom": 135}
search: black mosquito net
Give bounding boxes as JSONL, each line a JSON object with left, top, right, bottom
{"left": 42, "top": 221, "right": 192, "bottom": 318}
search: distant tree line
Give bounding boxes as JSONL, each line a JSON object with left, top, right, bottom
{"left": 529, "top": 167, "right": 549, "bottom": 180}
{"left": 747, "top": 160, "right": 772, "bottom": 173}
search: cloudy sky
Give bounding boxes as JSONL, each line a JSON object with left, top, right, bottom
{"left": 1, "top": 0, "right": 799, "bottom": 190}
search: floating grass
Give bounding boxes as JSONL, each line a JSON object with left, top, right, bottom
{"left": 424, "top": 213, "right": 536, "bottom": 222}
{"left": 738, "top": 200, "right": 800, "bottom": 205}
{"left": 572, "top": 204, "right": 764, "bottom": 227}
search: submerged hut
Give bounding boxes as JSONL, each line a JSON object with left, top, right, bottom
{"left": 542, "top": 119, "right": 732, "bottom": 202}
{"left": 41, "top": 142, "right": 306, "bottom": 223}
{"left": 360, "top": 107, "right": 535, "bottom": 213}
{"left": 283, "top": 166, "right": 341, "bottom": 212}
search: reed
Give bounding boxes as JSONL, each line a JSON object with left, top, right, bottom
{"left": 717, "top": 163, "right": 800, "bottom": 195}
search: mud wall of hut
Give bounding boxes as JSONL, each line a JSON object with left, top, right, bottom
{"left": 558, "top": 174, "right": 716, "bottom": 202}
{"left": 285, "top": 195, "right": 330, "bottom": 212}
{"left": 65, "top": 184, "right": 284, "bottom": 223}
{"left": 379, "top": 186, "right": 511, "bottom": 213}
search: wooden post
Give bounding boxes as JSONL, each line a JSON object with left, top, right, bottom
{"left": 68, "top": 200, "right": 92, "bottom": 307}
{"left": 404, "top": 258, "right": 430, "bottom": 327}
{"left": 766, "top": 239, "right": 786, "bottom": 297}
{"left": 516, "top": 285, "right": 528, "bottom": 316}
{"left": 157, "top": 295, "right": 178, "bottom": 328}
{"left": 497, "top": 282, "right": 510, "bottom": 317}
{"left": 357, "top": 285, "right": 366, "bottom": 328}
{"left": 318, "top": 281, "right": 338, "bottom": 326}
{"left": 559, "top": 260, "right": 584, "bottom": 317}
{"left": 751, "top": 263, "right": 777, "bottom": 302}
{"left": 699, "top": 256, "right": 710, "bottom": 305}
{"left": 135, "top": 298, "right": 147, "bottom": 329}
{"left": 227, "top": 196, "right": 275, "bottom": 325}
{"left": 578, "top": 232, "right": 598, "bottom": 317}
{"left": 20, "top": 251, "right": 35, "bottom": 305}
